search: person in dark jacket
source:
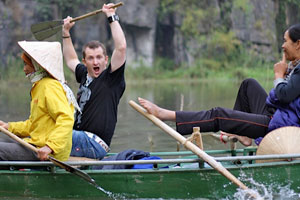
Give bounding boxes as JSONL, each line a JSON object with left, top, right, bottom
{"left": 138, "top": 23, "right": 300, "bottom": 145}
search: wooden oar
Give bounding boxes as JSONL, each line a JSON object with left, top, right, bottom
{"left": 129, "top": 100, "right": 248, "bottom": 190}
{"left": 0, "top": 126, "right": 97, "bottom": 187}
{"left": 31, "top": 2, "right": 123, "bottom": 41}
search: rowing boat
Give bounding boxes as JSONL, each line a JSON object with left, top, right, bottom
{"left": 1, "top": 148, "right": 300, "bottom": 199}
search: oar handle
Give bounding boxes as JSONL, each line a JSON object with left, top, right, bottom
{"left": 0, "top": 126, "right": 38, "bottom": 153}
{"left": 70, "top": 2, "right": 123, "bottom": 22}
{"left": 128, "top": 100, "right": 249, "bottom": 190}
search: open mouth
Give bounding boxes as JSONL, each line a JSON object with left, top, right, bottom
{"left": 93, "top": 67, "right": 100, "bottom": 73}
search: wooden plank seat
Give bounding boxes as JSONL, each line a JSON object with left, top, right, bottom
{"left": 67, "top": 156, "right": 98, "bottom": 162}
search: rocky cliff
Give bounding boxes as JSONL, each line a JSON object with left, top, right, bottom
{"left": 0, "top": 0, "right": 299, "bottom": 68}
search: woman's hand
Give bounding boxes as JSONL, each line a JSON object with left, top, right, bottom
{"left": 274, "top": 53, "right": 288, "bottom": 79}
{"left": 0, "top": 120, "right": 8, "bottom": 130}
{"left": 37, "top": 145, "right": 53, "bottom": 161}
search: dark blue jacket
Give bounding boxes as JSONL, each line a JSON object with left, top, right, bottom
{"left": 92, "top": 149, "right": 150, "bottom": 170}
{"left": 266, "top": 88, "right": 300, "bottom": 132}
{"left": 255, "top": 63, "right": 300, "bottom": 145}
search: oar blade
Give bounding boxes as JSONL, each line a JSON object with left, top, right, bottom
{"left": 31, "top": 20, "right": 63, "bottom": 41}
{"left": 31, "top": 20, "right": 62, "bottom": 33}
{"left": 49, "top": 156, "right": 98, "bottom": 187}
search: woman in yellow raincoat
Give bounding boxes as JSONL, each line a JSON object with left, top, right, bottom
{"left": 0, "top": 41, "right": 79, "bottom": 161}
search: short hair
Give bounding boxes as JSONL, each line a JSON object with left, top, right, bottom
{"left": 82, "top": 40, "right": 107, "bottom": 59}
{"left": 288, "top": 24, "right": 300, "bottom": 43}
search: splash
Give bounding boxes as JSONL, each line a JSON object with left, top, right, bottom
{"left": 90, "top": 178, "right": 128, "bottom": 200}
{"left": 96, "top": 185, "right": 113, "bottom": 197}
{"left": 95, "top": 185, "right": 129, "bottom": 199}
{"left": 221, "top": 172, "right": 300, "bottom": 200}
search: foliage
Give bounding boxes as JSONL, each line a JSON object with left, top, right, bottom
{"left": 154, "top": 57, "right": 176, "bottom": 71}
{"left": 33, "top": 0, "right": 100, "bottom": 20}
{"left": 201, "top": 31, "right": 241, "bottom": 62}
{"left": 160, "top": 0, "right": 219, "bottom": 39}
{"left": 158, "top": 0, "right": 256, "bottom": 73}
{"left": 275, "top": 1, "right": 287, "bottom": 51}
{"left": 0, "top": 51, "right": 274, "bottom": 84}
{"left": 286, "top": 0, "right": 300, "bottom": 5}
{"left": 0, "top": 56, "right": 24, "bottom": 80}
{"left": 126, "top": 57, "right": 176, "bottom": 80}
{"left": 275, "top": 0, "right": 300, "bottom": 51}
{"left": 232, "top": 0, "right": 253, "bottom": 13}
{"left": 125, "top": 46, "right": 274, "bottom": 82}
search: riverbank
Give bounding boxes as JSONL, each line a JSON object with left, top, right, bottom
{"left": 0, "top": 55, "right": 274, "bottom": 86}
{"left": 125, "top": 64, "right": 274, "bottom": 86}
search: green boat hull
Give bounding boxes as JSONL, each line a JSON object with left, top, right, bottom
{"left": 1, "top": 150, "right": 300, "bottom": 199}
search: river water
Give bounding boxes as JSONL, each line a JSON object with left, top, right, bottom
{"left": 112, "top": 79, "right": 246, "bottom": 152}
{"left": 1, "top": 78, "right": 299, "bottom": 199}
{"left": 0, "top": 78, "right": 258, "bottom": 152}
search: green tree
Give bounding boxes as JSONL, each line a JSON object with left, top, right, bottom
{"left": 34, "top": 0, "right": 100, "bottom": 20}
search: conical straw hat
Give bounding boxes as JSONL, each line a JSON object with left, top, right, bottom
{"left": 18, "top": 41, "right": 65, "bottom": 82}
{"left": 256, "top": 126, "right": 300, "bottom": 163}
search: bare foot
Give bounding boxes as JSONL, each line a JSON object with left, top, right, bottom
{"left": 138, "top": 97, "right": 161, "bottom": 117}
{"left": 138, "top": 97, "right": 176, "bottom": 121}
{"left": 220, "top": 131, "right": 252, "bottom": 146}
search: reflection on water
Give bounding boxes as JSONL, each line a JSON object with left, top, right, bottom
{"left": 0, "top": 79, "right": 273, "bottom": 153}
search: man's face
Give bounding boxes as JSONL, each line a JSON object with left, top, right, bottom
{"left": 282, "top": 31, "right": 299, "bottom": 62}
{"left": 82, "top": 47, "right": 108, "bottom": 78}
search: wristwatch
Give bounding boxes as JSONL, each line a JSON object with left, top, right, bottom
{"left": 107, "top": 14, "right": 119, "bottom": 23}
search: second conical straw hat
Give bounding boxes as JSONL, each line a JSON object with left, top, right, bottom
{"left": 256, "top": 126, "right": 300, "bottom": 163}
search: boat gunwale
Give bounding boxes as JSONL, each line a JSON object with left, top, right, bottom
{"left": 0, "top": 153, "right": 300, "bottom": 167}
{"left": 0, "top": 160, "right": 299, "bottom": 176}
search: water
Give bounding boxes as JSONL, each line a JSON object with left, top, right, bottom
{"left": 0, "top": 79, "right": 251, "bottom": 152}
{"left": 221, "top": 171, "right": 300, "bottom": 200}
{"left": 1, "top": 78, "right": 299, "bottom": 199}
{"left": 112, "top": 79, "right": 253, "bottom": 153}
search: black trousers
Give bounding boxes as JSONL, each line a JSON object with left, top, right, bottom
{"left": 176, "top": 79, "right": 276, "bottom": 139}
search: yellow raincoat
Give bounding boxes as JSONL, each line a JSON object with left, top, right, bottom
{"left": 8, "top": 77, "right": 74, "bottom": 161}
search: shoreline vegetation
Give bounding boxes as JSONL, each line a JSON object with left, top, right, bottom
{"left": 0, "top": 55, "right": 275, "bottom": 87}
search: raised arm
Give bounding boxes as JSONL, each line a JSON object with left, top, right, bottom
{"left": 62, "top": 16, "right": 80, "bottom": 73}
{"left": 102, "top": 3, "right": 127, "bottom": 72}
{"left": 274, "top": 53, "right": 300, "bottom": 103}
{"left": 274, "top": 53, "right": 288, "bottom": 81}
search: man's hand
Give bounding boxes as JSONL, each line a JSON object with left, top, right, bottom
{"left": 0, "top": 120, "right": 8, "bottom": 130}
{"left": 37, "top": 145, "right": 53, "bottom": 161}
{"left": 102, "top": 3, "right": 117, "bottom": 17}
{"left": 274, "top": 53, "right": 288, "bottom": 79}
{"left": 63, "top": 16, "right": 75, "bottom": 36}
